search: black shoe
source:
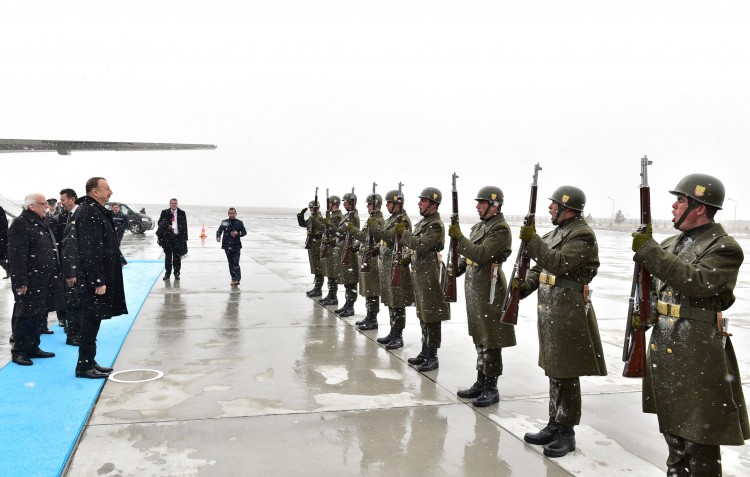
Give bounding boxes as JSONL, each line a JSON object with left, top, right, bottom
{"left": 93, "top": 362, "right": 114, "bottom": 373}
{"left": 472, "top": 377, "right": 499, "bottom": 407}
{"left": 29, "top": 348, "right": 55, "bottom": 358}
{"left": 174, "top": 273, "right": 180, "bottom": 280}
{"left": 66, "top": 336, "right": 81, "bottom": 346}
{"left": 357, "top": 320, "right": 378, "bottom": 330}
{"left": 163, "top": 273, "right": 171, "bottom": 280}
{"left": 543, "top": 425, "right": 576, "bottom": 458}
{"left": 58, "top": 320, "right": 67, "bottom": 327}
{"left": 385, "top": 336, "right": 403, "bottom": 350}
{"left": 407, "top": 351, "right": 427, "bottom": 366}
{"left": 12, "top": 354, "right": 33, "bottom": 366}
{"left": 334, "top": 304, "right": 347, "bottom": 314}
{"left": 415, "top": 356, "right": 439, "bottom": 372}
{"left": 337, "top": 307, "right": 355, "bottom": 317}
{"left": 76, "top": 368, "right": 110, "bottom": 379}
{"left": 376, "top": 332, "right": 393, "bottom": 344}
{"left": 524, "top": 419, "right": 559, "bottom": 445}
{"left": 306, "top": 288, "right": 322, "bottom": 297}
{"left": 319, "top": 294, "right": 338, "bottom": 306}
{"left": 9, "top": 334, "right": 14, "bottom": 343}
{"left": 42, "top": 328, "right": 54, "bottom": 334}
{"left": 457, "top": 373, "right": 486, "bottom": 399}
{"left": 355, "top": 318, "right": 367, "bottom": 326}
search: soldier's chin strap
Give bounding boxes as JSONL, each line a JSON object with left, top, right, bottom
{"left": 552, "top": 202, "right": 565, "bottom": 225}
{"left": 480, "top": 202, "right": 501, "bottom": 221}
{"left": 673, "top": 197, "right": 698, "bottom": 230}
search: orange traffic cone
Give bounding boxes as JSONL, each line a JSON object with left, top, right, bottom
{"left": 200, "top": 224, "right": 207, "bottom": 239}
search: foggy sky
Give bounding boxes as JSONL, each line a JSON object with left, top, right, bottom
{"left": 1, "top": 1, "right": 749, "bottom": 221}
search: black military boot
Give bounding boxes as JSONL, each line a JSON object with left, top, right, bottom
{"left": 543, "top": 425, "right": 576, "bottom": 458}
{"left": 407, "top": 344, "right": 428, "bottom": 365}
{"left": 336, "top": 286, "right": 357, "bottom": 317}
{"left": 163, "top": 270, "right": 171, "bottom": 280}
{"left": 415, "top": 347, "right": 438, "bottom": 372}
{"left": 306, "top": 275, "right": 324, "bottom": 297}
{"left": 319, "top": 284, "right": 338, "bottom": 306}
{"left": 473, "top": 375, "right": 499, "bottom": 407}
{"left": 524, "top": 419, "right": 559, "bottom": 445}
{"left": 358, "top": 297, "right": 379, "bottom": 330}
{"left": 385, "top": 326, "right": 403, "bottom": 349}
{"left": 457, "top": 371, "right": 486, "bottom": 399}
{"left": 377, "top": 309, "right": 395, "bottom": 343}
{"left": 334, "top": 299, "right": 354, "bottom": 316}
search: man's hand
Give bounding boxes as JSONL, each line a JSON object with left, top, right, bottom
{"left": 366, "top": 217, "right": 378, "bottom": 228}
{"left": 347, "top": 223, "right": 358, "bottom": 234}
{"left": 519, "top": 221, "right": 536, "bottom": 242}
{"left": 95, "top": 285, "right": 107, "bottom": 295}
{"left": 400, "top": 255, "right": 411, "bottom": 266}
{"left": 16, "top": 285, "right": 28, "bottom": 296}
{"left": 448, "top": 223, "right": 463, "bottom": 240}
{"left": 511, "top": 277, "right": 526, "bottom": 294}
{"left": 631, "top": 224, "right": 653, "bottom": 252}
{"left": 300, "top": 207, "right": 307, "bottom": 215}
{"left": 66, "top": 277, "right": 77, "bottom": 288}
{"left": 394, "top": 223, "right": 405, "bottom": 236}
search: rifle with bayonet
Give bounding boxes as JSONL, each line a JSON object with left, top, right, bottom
{"left": 622, "top": 156, "right": 653, "bottom": 378}
{"left": 341, "top": 187, "right": 356, "bottom": 267}
{"left": 360, "top": 182, "right": 377, "bottom": 272}
{"left": 304, "top": 186, "right": 319, "bottom": 250}
{"left": 501, "top": 163, "right": 542, "bottom": 325}
{"left": 390, "top": 182, "right": 405, "bottom": 288}
{"left": 442, "top": 172, "right": 459, "bottom": 303}
{"left": 321, "top": 188, "right": 332, "bottom": 258}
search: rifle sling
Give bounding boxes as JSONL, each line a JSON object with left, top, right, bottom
{"left": 539, "top": 272, "right": 584, "bottom": 293}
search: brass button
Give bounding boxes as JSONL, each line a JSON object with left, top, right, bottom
{"left": 668, "top": 319, "right": 674, "bottom": 325}
{"left": 666, "top": 348, "right": 673, "bottom": 354}
{"left": 650, "top": 343, "right": 656, "bottom": 351}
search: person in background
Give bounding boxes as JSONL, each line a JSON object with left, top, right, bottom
{"left": 157, "top": 198, "right": 188, "bottom": 280}
{"left": 59, "top": 188, "right": 82, "bottom": 346}
{"left": 111, "top": 203, "right": 129, "bottom": 245}
{"left": 216, "top": 207, "right": 247, "bottom": 286}
{"left": 7, "top": 193, "right": 65, "bottom": 366}
{"left": 0, "top": 205, "right": 8, "bottom": 279}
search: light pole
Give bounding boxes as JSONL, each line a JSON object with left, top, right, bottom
{"left": 727, "top": 198, "right": 737, "bottom": 222}
{"left": 607, "top": 197, "right": 614, "bottom": 225}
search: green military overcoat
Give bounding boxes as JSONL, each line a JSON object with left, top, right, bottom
{"left": 297, "top": 210, "right": 324, "bottom": 274}
{"left": 402, "top": 212, "right": 450, "bottom": 323}
{"left": 634, "top": 222, "right": 749, "bottom": 445}
{"left": 357, "top": 210, "right": 384, "bottom": 297}
{"left": 373, "top": 212, "right": 415, "bottom": 308}
{"left": 335, "top": 210, "right": 360, "bottom": 285}
{"left": 523, "top": 216, "right": 607, "bottom": 378}
{"left": 456, "top": 213, "right": 516, "bottom": 349}
{"left": 320, "top": 210, "right": 343, "bottom": 279}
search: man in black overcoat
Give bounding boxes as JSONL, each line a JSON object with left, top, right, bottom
{"left": 0, "top": 205, "right": 8, "bottom": 278}
{"left": 157, "top": 198, "right": 188, "bottom": 280}
{"left": 8, "top": 193, "right": 65, "bottom": 365}
{"left": 74, "top": 177, "right": 128, "bottom": 378}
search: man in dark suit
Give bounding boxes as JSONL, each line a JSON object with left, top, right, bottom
{"left": 216, "top": 207, "right": 247, "bottom": 286}
{"left": 0, "top": 205, "right": 8, "bottom": 278}
{"left": 75, "top": 177, "right": 128, "bottom": 378}
{"left": 8, "top": 193, "right": 65, "bottom": 365}
{"left": 157, "top": 198, "right": 188, "bottom": 280}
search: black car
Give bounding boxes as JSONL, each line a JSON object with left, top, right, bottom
{"left": 104, "top": 202, "right": 154, "bottom": 234}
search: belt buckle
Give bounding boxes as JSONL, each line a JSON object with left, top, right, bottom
{"left": 671, "top": 304, "right": 681, "bottom": 318}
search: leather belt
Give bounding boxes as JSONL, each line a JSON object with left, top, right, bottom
{"left": 539, "top": 272, "right": 584, "bottom": 292}
{"left": 656, "top": 301, "right": 717, "bottom": 324}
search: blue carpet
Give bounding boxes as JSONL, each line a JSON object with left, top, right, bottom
{"left": 0, "top": 260, "right": 163, "bottom": 477}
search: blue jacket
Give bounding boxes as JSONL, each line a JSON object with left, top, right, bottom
{"left": 217, "top": 218, "right": 247, "bottom": 251}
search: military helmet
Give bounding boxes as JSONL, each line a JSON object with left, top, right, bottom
{"left": 549, "top": 185, "right": 586, "bottom": 211}
{"left": 342, "top": 192, "right": 357, "bottom": 204}
{"left": 329, "top": 195, "right": 341, "bottom": 206}
{"left": 385, "top": 189, "right": 404, "bottom": 204}
{"left": 418, "top": 187, "right": 442, "bottom": 204}
{"left": 669, "top": 173, "right": 724, "bottom": 209}
{"left": 475, "top": 186, "right": 504, "bottom": 205}
{"left": 366, "top": 193, "right": 383, "bottom": 206}
{"left": 308, "top": 200, "right": 320, "bottom": 208}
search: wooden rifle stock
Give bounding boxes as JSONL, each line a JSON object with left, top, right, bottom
{"left": 501, "top": 163, "right": 542, "bottom": 325}
{"left": 390, "top": 213, "right": 404, "bottom": 288}
{"left": 442, "top": 172, "right": 459, "bottom": 303}
{"left": 622, "top": 156, "right": 653, "bottom": 378}
{"left": 341, "top": 187, "right": 356, "bottom": 267}
{"left": 361, "top": 182, "right": 377, "bottom": 272}
{"left": 321, "top": 189, "right": 331, "bottom": 258}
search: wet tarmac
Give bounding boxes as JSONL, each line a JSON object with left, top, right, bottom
{"left": 2, "top": 207, "right": 749, "bottom": 476}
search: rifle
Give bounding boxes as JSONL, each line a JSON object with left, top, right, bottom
{"left": 390, "top": 182, "right": 404, "bottom": 288}
{"left": 304, "top": 186, "right": 318, "bottom": 250}
{"left": 360, "top": 182, "right": 377, "bottom": 272}
{"left": 442, "top": 172, "right": 459, "bottom": 303}
{"left": 622, "top": 156, "right": 653, "bottom": 378}
{"left": 341, "top": 187, "right": 356, "bottom": 267}
{"left": 501, "top": 163, "right": 542, "bottom": 325}
{"left": 321, "top": 188, "right": 331, "bottom": 258}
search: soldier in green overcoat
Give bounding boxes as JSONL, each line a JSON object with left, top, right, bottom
{"left": 333, "top": 192, "right": 360, "bottom": 317}
{"left": 369, "top": 187, "right": 415, "bottom": 350}
{"left": 448, "top": 186, "right": 515, "bottom": 407}
{"left": 319, "top": 195, "right": 343, "bottom": 306}
{"left": 632, "top": 173, "right": 749, "bottom": 476}
{"left": 297, "top": 199, "right": 325, "bottom": 297}
{"left": 355, "top": 192, "right": 385, "bottom": 330}
{"left": 516, "top": 185, "right": 607, "bottom": 458}
{"left": 396, "top": 186, "right": 450, "bottom": 372}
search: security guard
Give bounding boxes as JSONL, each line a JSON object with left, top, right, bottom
{"left": 448, "top": 186, "right": 515, "bottom": 407}
{"left": 354, "top": 192, "right": 385, "bottom": 330}
{"left": 516, "top": 185, "right": 607, "bottom": 458}
{"left": 369, "top": 188, "right": 415, "bottom": 349}
{"left": 333, "top": 192, "right": 360, "bottom": 317}
{"left": 297, "top": 199, "right": 325, "bottom": 297}
{"left": 396, "top": 187, "right": 450, "bottom": 372}
{"left": 632, "top": 174, "right": 748, "bottom": 476}
{"left": 319, "top": 195, "right": 343, "bottom": 306}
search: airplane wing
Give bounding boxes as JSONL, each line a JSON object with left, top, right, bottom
{"left": 0, "top": 139, "right": 217, "bottom": 155}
